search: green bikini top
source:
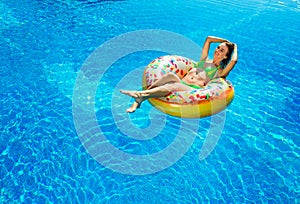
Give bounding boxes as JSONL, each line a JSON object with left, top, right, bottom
{"left": 194, "top": 60, "right": 221, "bottom": 79}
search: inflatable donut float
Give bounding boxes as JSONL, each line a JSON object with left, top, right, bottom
{"left": 142, "top": 55, "right": 234, "bottom": 118}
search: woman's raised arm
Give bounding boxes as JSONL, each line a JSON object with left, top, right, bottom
{"left": 218, "top": 43, "right": 238, "bottom": 78}
{"left": 200, "top": 36, "right": 229, "bottom": 61}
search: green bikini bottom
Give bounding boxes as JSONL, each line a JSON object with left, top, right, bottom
{"left": 180, "top": 80, "right": 202, "bottom": 89}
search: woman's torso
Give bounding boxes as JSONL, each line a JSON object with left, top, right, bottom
{"left": 181, "top": 60, "right": 220, "bottom": 87}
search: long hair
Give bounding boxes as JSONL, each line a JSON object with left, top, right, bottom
{"left": 220, "top": 42, "right": 235, "bottom": 68}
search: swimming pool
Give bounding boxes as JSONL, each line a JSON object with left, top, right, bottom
{"left": 1, "top": 0, "right": 299, "bottom": 203}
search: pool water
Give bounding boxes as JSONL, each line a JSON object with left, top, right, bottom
{"left": 1, "top": 0, "right": 299, "bottom": 203}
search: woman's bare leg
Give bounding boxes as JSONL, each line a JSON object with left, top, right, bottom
{"left": 148, "top": 72, "right": 180, "bottom": 89}
{"left": 120, "top": 86, "right": 170, "bottom": 113}
{"left": 121, "top": 72, "right": 180, "bottom": 113}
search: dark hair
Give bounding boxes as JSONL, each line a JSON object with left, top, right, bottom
{"left": 220, "top": 42, "right": 234, "bottom": 68}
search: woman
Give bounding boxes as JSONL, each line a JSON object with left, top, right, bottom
{"left": 120, "top": 36, "right": 238, "bottom": 113}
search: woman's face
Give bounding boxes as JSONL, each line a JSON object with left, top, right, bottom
{"left": 213, "top": 43, "right": 229, "bottom": 61}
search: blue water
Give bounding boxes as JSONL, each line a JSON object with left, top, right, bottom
{"left": 1, "top": 0, "right": 299, "bottom": 203}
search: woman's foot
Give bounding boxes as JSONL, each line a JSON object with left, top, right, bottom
{"left": 120, "top": 90, "right": 143, "bottom": 102}
{"left": 120, "top": 90, "right": 143, "bottom": 112}
{"left": 126, "top": 101, "right": 140, "bottom": 113}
